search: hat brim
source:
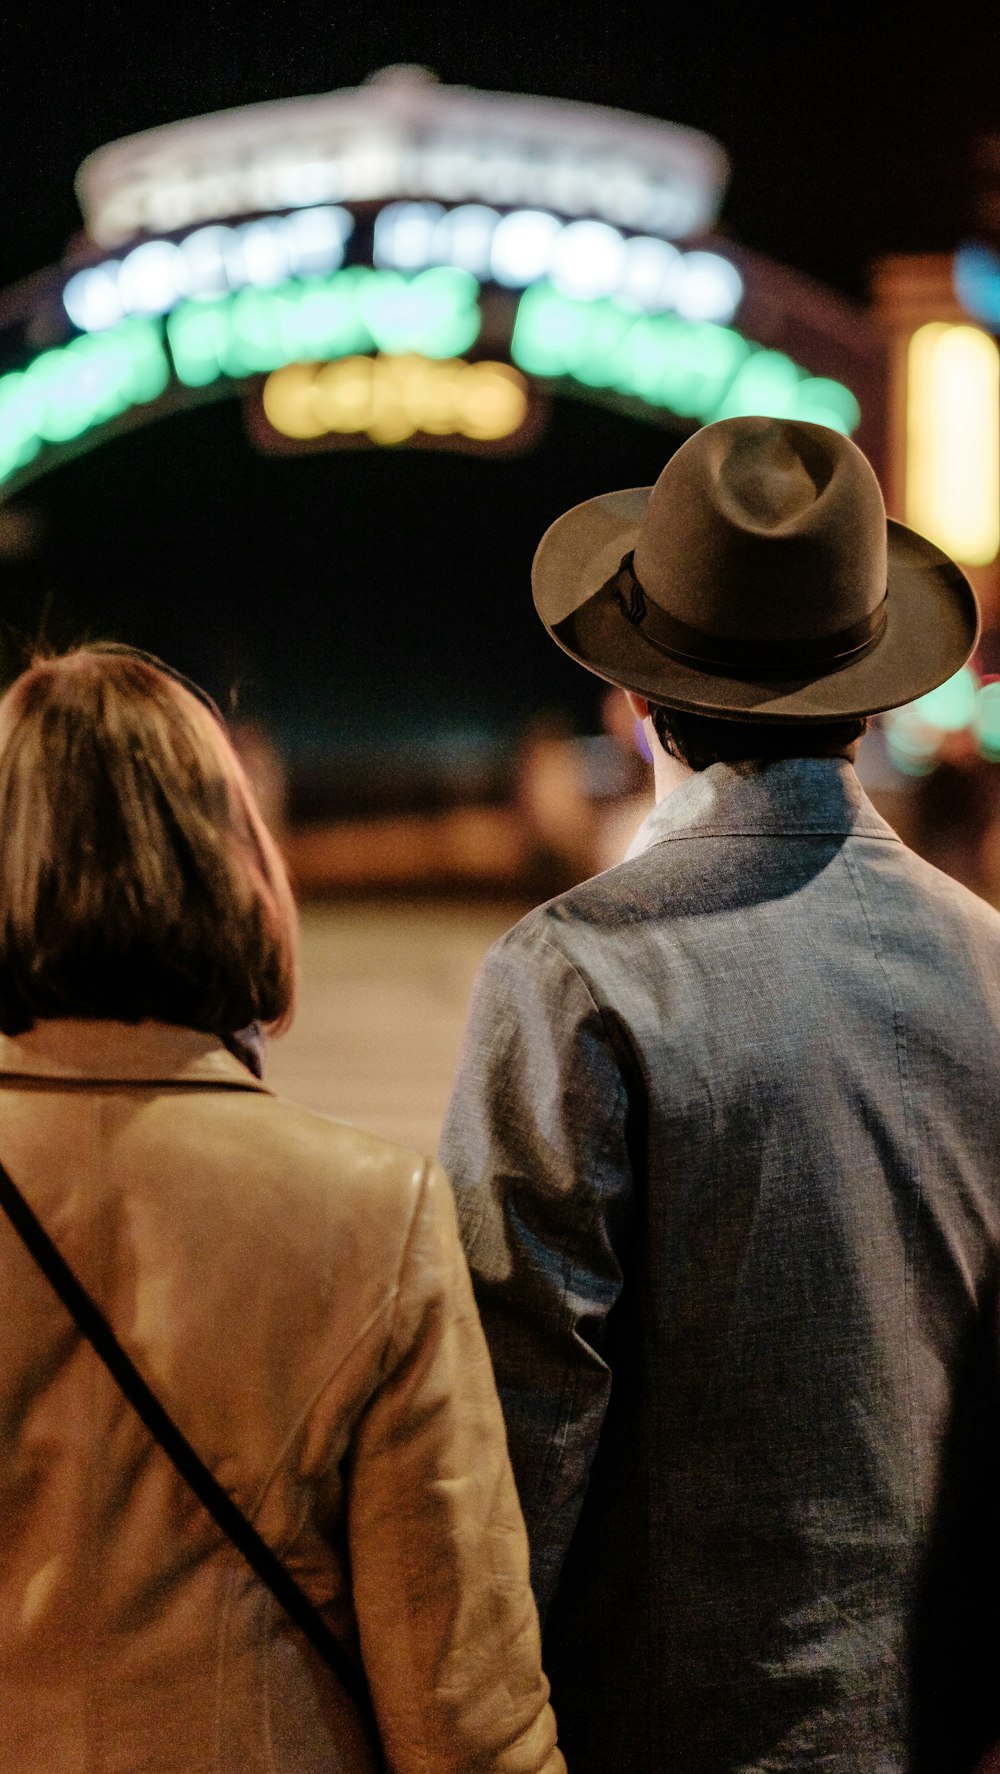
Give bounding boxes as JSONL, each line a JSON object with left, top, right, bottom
{"left": 532, "top": 486, "right": 980, "bottom": 721}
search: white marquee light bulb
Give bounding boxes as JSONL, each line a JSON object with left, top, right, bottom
{"left": 672, "top": 251, "right": 744, "bottom": 324}
{"left": 118, "top": 240, "right": 187, "bottom": 316}
{"left": 283, "top": 206, "right": 353, "bottom": 274}
{"left": 373, "top": 202, "right": 444, "bottom": 270}
{"left": 619, "top": 236, "right": 682, "bottom": 309}
{"left": 63, "top": 264, "right": 125, "bottom": 332}
{"left": 490, "top": 210, "right": 563, "bottom": 288}
{"left": 234, "top": 219, "right": 291, "bottom": 289}
{"left": 549, "top": 220, "right": 627, "bottom": 301}
{"left": 432, "top": 204, "right": 499, "bottom": 277}
{"left": 178, "top": 226, "right": 232, "bottom": 297}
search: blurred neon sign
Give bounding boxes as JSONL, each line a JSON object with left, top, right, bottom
{"left": 0, "top": 321, "right": 169, "bottom": 481}
{"left": 63, "top": 204, "right": 743, "bottom": 337}
{"left": 0, "top": 68, "right": 876, "bottom": 497}
{"left": 511, "top": 284, "right": 861, "bottom": 432}
{"left": 0, "top": 262, "right": 863, "bottom": 490}
{"left": 165, "top": 266, "right": 480, "bottom": 384}
{"left": 63, "top": 207, "right": 354, "bottom": 332}
{"left": 75, "top": 68, "right": 729, "bottom": 247}
{"left": 372, "top": 202, "right": 743, "bottom": 320}
{"left": 261, "top": 354, "right": 529, "bottom": 446}
{"left": 0, "top": 269, "right": 480, "bottom": 484}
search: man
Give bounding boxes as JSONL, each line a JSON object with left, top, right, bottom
{"left": 440, "top": 417, "right": 1000, "bottom": 1772}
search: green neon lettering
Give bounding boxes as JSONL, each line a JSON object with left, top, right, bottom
{"left": 716, "top": 349, "right": 802, "bottom": 422}
{"left": 510, "top": 284, "right": 859, "bottom": 435}
{"left": 608, "top": 316, "right": 690, "bottom": 402}
{"left": 166, "top": 268, "right": 482, "bottom": 385}
{"left": 652, "top": 321, "right": 748, "bottom": 419}
{"left": 0, "top": 269, "right": 861, "bottom": 490}
{"left": 794, "top": 376, "right": 862, "bottom": 436}
{"left": 359, "top": 268, "right": 481, "bottom": 357}
{"left": 0, "top": 320, "right": 169, "bottom": 481}
{"left": 569, "top": 307, "right": 635, "bottom": 388}
{"left": 290, "top": 271, "right": 372, "bottom": 360}
{"left": 0, "top": 373, "right": 40, "bottom": 480}
{"left": 225, "top": 287, "right": 294, "bottom": 375}
{"left": 166, "top": 299, "right": 231, "bottom": 387}
{"left": 510, "top": 285, "right": 594, "bottom": 375}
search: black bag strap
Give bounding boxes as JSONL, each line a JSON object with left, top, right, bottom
{"left": 0, "top": 1157, "right": 378, "bottom": 1743}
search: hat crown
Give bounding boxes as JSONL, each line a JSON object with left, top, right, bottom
{"left": 717, "top": 424, "right": 832, "bottom": 530}
{"left": 633, "top": 417, "right": 887, "bottom": 645}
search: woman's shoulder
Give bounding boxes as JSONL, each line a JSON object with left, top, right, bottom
{"left": 128, "top": 1089, "right": 450, "bottom": 1353}
{"left": 153, "top": 1081, "right": 437, "bottom": 1235}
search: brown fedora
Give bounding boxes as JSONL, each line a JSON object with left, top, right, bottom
{"left": 531, "top": 416, "right": 980, "bottom": 721}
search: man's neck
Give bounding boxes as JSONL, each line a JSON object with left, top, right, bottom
{"left": 646, "top": 728, "right": 859, "bottom": 805}
{"left": 649, "top": 738, "right": 694, "bottom": 804}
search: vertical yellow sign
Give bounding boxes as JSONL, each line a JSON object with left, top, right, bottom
{"left": 906, "top": 321, "right": 1000, "bottom": 565}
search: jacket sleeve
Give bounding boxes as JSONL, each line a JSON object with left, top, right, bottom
{"left": 345, "top": 1158, "right": 566, "bottom": 1774}
{"left": 438, "top": 924, "right": 635, "bottom": 1620}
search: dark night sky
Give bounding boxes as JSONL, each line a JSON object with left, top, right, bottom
{"left": 2, "top": 2, "right": 999, "bottom": 785}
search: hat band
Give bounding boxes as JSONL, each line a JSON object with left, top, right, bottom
{"left": 608, "top": 552, "right": 889, "bottom": 677}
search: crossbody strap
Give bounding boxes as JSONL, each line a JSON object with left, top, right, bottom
{"left": 0, "top": 1158, "right": 378, "bottom": 1743}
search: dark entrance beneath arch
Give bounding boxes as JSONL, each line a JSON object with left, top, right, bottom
{"left": 0, "top": 386, "right": 684, "bottom": 822}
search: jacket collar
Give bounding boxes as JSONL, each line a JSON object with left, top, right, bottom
{"left": 626, "top": 755, "right": 900, "bottom": 857}
{"left": 0, "top": 1019, "right": 271, "bottom": 1092}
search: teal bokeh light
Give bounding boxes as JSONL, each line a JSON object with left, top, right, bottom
{"left": 167, "top": 267, "right": 482, "bottom": 388}
{"left": 908, "top": 667, "right": 979, "bottom": 733}
{"left": 0, "top": 320, "right": 169, "bottom": 484}
{"left": 510, "top": 284, "right": 861, "bottom": 433}
{"left": 974, "top": 681, "right": 1000, "bottom": 761}
{"left": 0, "top": 270, "right": 482, "bottom": 485}
{"left": 883, "top": 711, "right": 943, "bottom": 777}
{"left": 884, "top": 667, "right": 987, "bottom": 776}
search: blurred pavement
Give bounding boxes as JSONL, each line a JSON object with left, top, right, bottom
{"left": 263, "top": 897, "right": 528, "bottom": 1155}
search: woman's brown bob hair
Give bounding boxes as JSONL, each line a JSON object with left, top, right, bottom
{"left": 0, "top": 647, "right": 297, "bottom": 1037}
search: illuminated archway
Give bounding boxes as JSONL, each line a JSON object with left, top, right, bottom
{"left": 0, "top": 67, "right": 885, "bottom": 501}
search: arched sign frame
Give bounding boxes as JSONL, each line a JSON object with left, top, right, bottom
{"left": 0, "top": 70, "right": 887, "bottom": 504}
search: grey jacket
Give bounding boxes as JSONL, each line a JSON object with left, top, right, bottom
{"left": 440, "top": 756, "right": 1000, "bottom": 1774}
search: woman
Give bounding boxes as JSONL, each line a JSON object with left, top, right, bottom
{"left": 0, "top": 646, "right": 564, "bottom": 1774}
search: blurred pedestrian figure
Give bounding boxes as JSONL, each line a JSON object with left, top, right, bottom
{"left": 514, "top": 711, "right": 597, "bottom": 895}
{"left": 0, "top": 646, "right": 564, "bottom": 1774}
{"left": 442, "top": 417, "right": 1000, "bottom": 1771}
{"left": 590, "top": 685, "right": 655, "bottom": 870}
{"left": 231, "top": 715, "right": 289, "bottom": 839}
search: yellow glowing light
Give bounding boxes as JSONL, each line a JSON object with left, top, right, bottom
{"left": 906, "top": 321, "right": 1000, "bottom": 565}
{"left": 261, "top": 354, "right": 529, "bottom": 445}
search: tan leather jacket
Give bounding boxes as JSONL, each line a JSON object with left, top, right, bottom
{"left": 0, "top": 1020, "right": 565, "bottom": 1774}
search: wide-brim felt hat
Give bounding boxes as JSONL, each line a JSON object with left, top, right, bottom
{"left": 531, "top": 416, "right": 980, "bottom": 721}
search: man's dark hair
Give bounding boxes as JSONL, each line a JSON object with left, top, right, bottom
{"left": 648, "top": 704, "right": 869, "bottom": 773}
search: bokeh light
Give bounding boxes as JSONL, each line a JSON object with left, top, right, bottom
{"left": 261, "top": 354, "right": 529, "bottom": 445}
{"left": 906, "top": 322, "right": 1000, "bottom": 566}
{"left": 884, "top": 667, "right": 991, "bottom": 775}
{"left": 510, "top": 284, "right": 860, "bottom": 432}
